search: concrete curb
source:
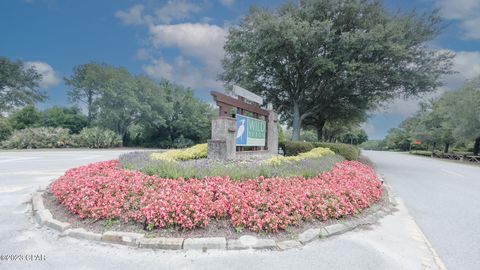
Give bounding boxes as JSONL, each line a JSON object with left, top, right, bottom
{"left": 32, "top": 186, "right": 394, "bottom": 251}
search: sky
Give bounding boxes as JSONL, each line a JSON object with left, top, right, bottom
{"left": 1, "top": 0, "right": 480, "bottom": 140}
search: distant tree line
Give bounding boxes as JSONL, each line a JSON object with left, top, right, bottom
{"left": 367, "top": 79, "right": 480, "bottom": 155}
{"left": 0, "top": 58, "right": 214, "bottom": 148}
{"left": 281, "top": 123, "right": 368, "bottom": 145}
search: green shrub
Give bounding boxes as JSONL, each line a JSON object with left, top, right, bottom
{"left": 409, "top": 150, "right": 432, "bottom": 157}
{"left": 76, "top": 127, "right": 122, "bottom": 148}
{"left": 1, "top": 127, "right": 75, "bottom": 149}
{"left": 172, "top": 135, "right": 195, "bottom": 148}
{"left": 283, "top": 141, "right": 314, "bottom": 156}
{"left": 313, "top": 142, "right": 360, "bottom": 160}
{"left": 0, "top": 118, "right": 13, "bottom": 141}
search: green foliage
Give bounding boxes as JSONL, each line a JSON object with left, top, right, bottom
{"left": 283, "top": 141, "right": 314, "bottom": 156}
{"left": 64, "top": 63, "right": 104, "bottom": 125}
{"left": 76, "top": 127, "right": 122, "bottom": 148}
{"left": 1, "top": 126, "right": 122, "bottom": 149}
{"left": 9, "top": 105, "right": 40, "bottom": 130}
{"left": 39, "top": 106, "right": 87, "bottom": 133}
{"left": 1, "top": 127, "right": 75, "bottom": 149}
{"left": 384, "top": 128, "right": 411, "bottom": 151}
{"left": 65, "top": 63, "right": 214, "bottom": 147}
{"left": 221, "top": 0, "right": 453, "bottom": 140}
{"left": 172, "top": 135, "right": 194, "bottom": 148}
{"left": 383, "top": 79, "right": 480, "bottom": 154}
{"left": 0, "top": 117, "right": 13, "bottom": 141}
{"left": 313, "top": 142, "right": 360, "bottom": 161}
{"left": 359, "top": 140, "right": 387, "bottom": 151}
{"left": 338, "top": 129, "right": 368, "bottom": 145}
{"left": 0, "top": 57, "right": 46, "bottom": 113}
{"left": 409, "top": 150, "right": 433, "bottom": 157}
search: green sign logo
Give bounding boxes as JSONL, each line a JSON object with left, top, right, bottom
{"left": 236, "top": 114, "right": 266, "bottom": 146}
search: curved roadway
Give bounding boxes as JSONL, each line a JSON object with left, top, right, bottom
{"left": 363, "top": 151, "right": 480, "bottom": 270}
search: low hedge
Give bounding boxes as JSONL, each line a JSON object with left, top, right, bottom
{"left": 76, "top": 127, "right": 122, "bottom": 149}
{"left": 280, "top": 141, "right": 359, "bottom": 160}
{"left": 1, "top": 127, "right": 75, "bottom": 149}
{"left": 313, "top": 142, "right": 360, "bottom": 160}
{"left": 409, "top": 150, "right": 433, "bottom": 157}
{"left": 1, "top": 126, "right": 122, "bottom": 149}
{"left": 283, "top": 141, "right": 314, "bottom": 156}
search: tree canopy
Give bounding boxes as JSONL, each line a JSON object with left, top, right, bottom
{"left": 221, "top": 0, "right": 453, "bottom": 140}
{"left": 0, "top": 57, "right": 46, "bottom": 114}
{"left": 65, "top": 63, "right": 214, "bottom": 147}
{"left": 383, "top": 79, "right": 480, "bottom": 154}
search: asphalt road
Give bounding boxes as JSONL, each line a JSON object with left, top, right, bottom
{"left": 363, "top": 151, "right": 480, "bottom": 270}
{"left": 0, "top": 150, "right": 445, "bottom": 270}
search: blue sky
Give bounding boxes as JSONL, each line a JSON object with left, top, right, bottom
{"left": 2, "top": 0, "right": 480, "bottom": 139}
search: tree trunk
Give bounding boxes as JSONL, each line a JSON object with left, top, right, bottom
{"left": 474, "top": 137, "right": 480, "bottom": 155}
{"left": 291, "top": 102, "right": 301, "bottom": 141}
{"left": 444, "top": 142, "right": 449, "bottom": 153}
{"left": 316, "top": 119, "right": 326, "bottom": 141}
{"left": 87, "top": 93, "right": 93, "bottom": 126}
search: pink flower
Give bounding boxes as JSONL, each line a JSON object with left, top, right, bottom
{"left": 51, "top": 160, "right": 382, "bottom": 233}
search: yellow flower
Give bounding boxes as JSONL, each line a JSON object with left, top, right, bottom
{"left": 263, "top": 147, "right": 334, "bottom": 165}
{"left": 151, "top": 143, "right": 208, "bottom": 161}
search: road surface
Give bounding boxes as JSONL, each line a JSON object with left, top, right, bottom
{"left": 364, "top": 151, "right": 480, "bottom": 270}
{"left": 0, "top": 149, "right": 444, "bottom": 270}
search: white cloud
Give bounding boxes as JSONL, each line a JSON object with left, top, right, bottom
{"left": 149, "top": 23, "right": 227, "bottom": 75}
{"left": 155, "top": 0, "right": 201, "bottom": 23}
{"left": 115, "top": 1, "right": 201, "bottom": 26}
{"left": 117, "top": 2, "right": 228, "bottom": 92}
{"left": 436, "top": 0, "right": 480, "bottom": 39}
{"left": 143, "top": 58, "right": 175, "bottom": 81}
{"left": 115, "top": 4, "right": 152, "bottom": 26}
{"left": 143, "top": 56, "right": 223, "bottom": 91}
{"left": 219, "top": 0, "right": 235, "bottom": 7}
{"left": 25, "top": 61, "right": 60, "bottom": 88}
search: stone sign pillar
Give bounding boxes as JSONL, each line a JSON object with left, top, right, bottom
{"left": 267, "top": 110, "right": 278, "bottom": 154}
{"left": 207, "top": 116, "right": 236, "bottom": 160}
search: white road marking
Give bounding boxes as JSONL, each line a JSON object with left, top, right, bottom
{"left": 441, "top": 169, "right": 464, "bottom": 178}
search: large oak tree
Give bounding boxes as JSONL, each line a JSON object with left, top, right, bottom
{"left": 221, "top": 0, "right": 453, "bottom": 140}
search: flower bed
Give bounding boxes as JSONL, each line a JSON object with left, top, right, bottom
{"left": 51, "top": 160, "right": 382, "bottom": 233}
{"left": 150, "top": 143, "right": 208, "bottom": 161}
{"left": 121, "top": 147, "right": 340, "bottom": 180}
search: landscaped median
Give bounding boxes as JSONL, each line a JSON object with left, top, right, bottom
{"left": 32, "top": 144, "right": 389, "bottom": 251}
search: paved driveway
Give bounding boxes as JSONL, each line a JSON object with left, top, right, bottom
{"left": 363, "top": 151, "right": 480, "bottom": 270}
{"left": 0, "top": 150, "right": 443, "bottom": 270}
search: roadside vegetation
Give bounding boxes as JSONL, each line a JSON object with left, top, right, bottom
{"left": 362, "top": 79, "right": 480, "bottom": 156}
{"left": 0, "top": 58, "right": 214, "bottom": 149}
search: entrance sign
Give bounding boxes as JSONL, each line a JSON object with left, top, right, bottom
{"left": 232, "top": 85, "right": 264, "bottom": 104}
{"left": 235, "top": 114, "right": 266, "bottom": 146}
{"left": 208, "top": 90, "right": 278, "bottom": 160}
